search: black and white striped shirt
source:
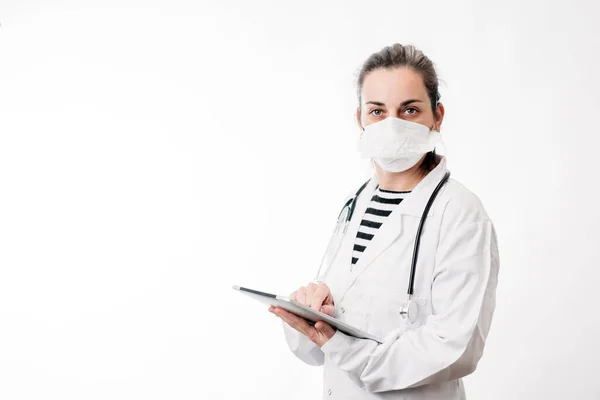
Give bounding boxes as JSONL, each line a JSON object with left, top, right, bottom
{"left": 351, "top": 186, "right": 411, "bottom": 266}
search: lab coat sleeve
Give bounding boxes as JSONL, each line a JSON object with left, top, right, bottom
{"left": 319, "top": 217, "right": 500, "bottom": 393}
{"left": 281, "top": 319, "right": 325, "bottom": 366}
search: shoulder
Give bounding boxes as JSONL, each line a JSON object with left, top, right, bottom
{"left": 437, "top": 178, "right": 492, "bottom": 226}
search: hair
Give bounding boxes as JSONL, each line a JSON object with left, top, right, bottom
{"left": 357, "top": 43, "right": 441, "bottom": 173}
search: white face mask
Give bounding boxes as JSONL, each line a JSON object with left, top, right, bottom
{"left": 357, "top": 117, "right": 442, "bottom": 173}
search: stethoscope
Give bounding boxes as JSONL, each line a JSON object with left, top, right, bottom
{"left": 314, "top": 171, "right": 451, "bottom": 323}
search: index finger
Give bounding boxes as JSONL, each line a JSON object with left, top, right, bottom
{"left": 310, "top": 284, "right": 330, "bottom": 311}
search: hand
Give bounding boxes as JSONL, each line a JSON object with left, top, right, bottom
{"left": 268, "top": 282, "right": 336, "bottom": 347}
{"left": 269, "top": 306, "right": 336, "bottom": 348}
{"left": 291, "top": 281, "right": 336, "bottom": 316}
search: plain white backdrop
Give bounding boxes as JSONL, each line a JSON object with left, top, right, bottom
{"left": 1, "top": 0, "right": 599, "bottom": 399}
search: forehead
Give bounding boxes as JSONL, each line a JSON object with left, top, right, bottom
{"left": 361, "top": 67, "right": 428, "bottom": 104}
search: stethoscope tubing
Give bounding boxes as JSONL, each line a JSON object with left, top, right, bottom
{"left": 319, "top": 171, "right": 451, "bottom": 298}
{"left": 407, "top": 171, "right": 451, "bottom": 295}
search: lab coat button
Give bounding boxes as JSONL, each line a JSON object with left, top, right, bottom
{"left": 328, "top": 389, "right": 332, "bottom": 395}
{"left": 341, "top": 307, "right": 345, "bottom": 314}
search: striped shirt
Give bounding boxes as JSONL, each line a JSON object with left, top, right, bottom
{"left": 351, "top": 186, "right": 411, "bottom": 267}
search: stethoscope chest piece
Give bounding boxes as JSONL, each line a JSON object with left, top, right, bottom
{"left": 399, "top": 296, "right": 419, "bottom": 324}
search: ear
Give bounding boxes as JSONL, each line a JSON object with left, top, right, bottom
{"left": 356, "top": 107, "right": 364, "bottom": 131}
{"left": 434, "top": 102, "right": 445, "bottom": 131}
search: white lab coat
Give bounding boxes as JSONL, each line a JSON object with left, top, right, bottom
{"left": 281, "top": 157, "right": 499, "bottom": 399}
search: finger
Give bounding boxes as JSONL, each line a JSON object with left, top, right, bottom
{"left": 311, "top": 284, "right": 330, "bottom": 310}
{"left": 276, "top": 309, "right": 314, "bottom": 336}
{"left": 271, "top": 307, "right": 287, "bottom": 318}
{"left": 274, "top": 308, "right": 299, "bottom": 321}
{"left": 306, "top": 282, "right": 317, "bottom": 309}
{"left": 272, "top": 306, "right": 286, "bottom": 315}
{"left": 320, "top": 304, "right": 336, "bottom": 316}
{"left": 279, "top": 313, "right": 306, "bottom": 335}
{"left": 323, "top": 285, "right": 334, "bottom": 305}
{"left": 278, "top": 312, "right": 300, "bottom": 328}
{"left": 296, "top": 286, "right": 307, "bottom": 305}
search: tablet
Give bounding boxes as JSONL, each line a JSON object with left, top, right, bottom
{"left": 232, "top": 285, "right": 383, "bottom": 344}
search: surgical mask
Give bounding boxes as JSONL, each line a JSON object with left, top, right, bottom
{"left": 357, "top": 117, "right": 442, "bottom": 173}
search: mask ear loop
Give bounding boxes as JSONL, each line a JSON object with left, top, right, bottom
{"left": 359, "top": 125, "right": 376, "bottom": 171}
{"left": 430, "top": 99, "right": 446, "bottom": 156}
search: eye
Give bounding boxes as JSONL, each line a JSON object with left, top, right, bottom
{"left": 369, "top": 109, "right": 384, "bottom": 116}
{"left": 404, "top": 107, "right": 418, "bottom": 115}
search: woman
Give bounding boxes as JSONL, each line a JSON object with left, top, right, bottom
{"left": 269, "top": 43, "right": 499, "bottom": 399}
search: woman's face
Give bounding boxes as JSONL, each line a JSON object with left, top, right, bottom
{"left": 357, "top": 67, "right": 444, "bottom": 131}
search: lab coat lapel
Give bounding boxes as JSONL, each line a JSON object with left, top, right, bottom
{"left": 328, "top": 174, "right": 378, "bottom": 298}
{"left": 336, "top": 187, "right": 405, "bottom": 301}
{"left": 335, "top": 157, "right": 450, "bottom": 302}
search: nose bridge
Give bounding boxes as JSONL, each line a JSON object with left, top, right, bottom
{"left": 388, "top": 107, "right": 402, "bottom": 118}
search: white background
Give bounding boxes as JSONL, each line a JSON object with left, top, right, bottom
{"left": 1, "top": 0, "right": 599, "bottom": 399}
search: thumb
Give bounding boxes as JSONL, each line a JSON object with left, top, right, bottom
{"left": 314, "top": 321, "right": 335, "bottom": 336}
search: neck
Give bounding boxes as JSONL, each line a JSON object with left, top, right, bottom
{"left": 374, "top": 161, "right": 427, "bottom": 192}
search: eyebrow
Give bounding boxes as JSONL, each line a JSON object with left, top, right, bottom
{"left": 365, "top": 99, "right": 424, "bottom": 107}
